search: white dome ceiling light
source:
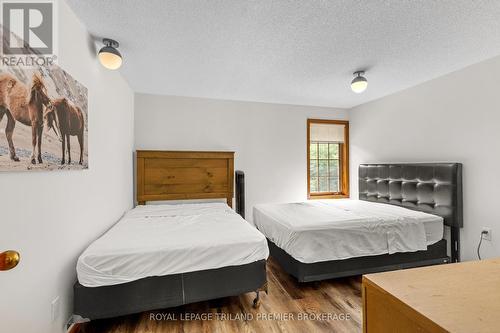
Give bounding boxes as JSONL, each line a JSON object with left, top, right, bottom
{"left": 351, "top": 71, "right": 368, "bottom": 93}
{"left": 98, "top": 38, "right": 123, "bottom": 70}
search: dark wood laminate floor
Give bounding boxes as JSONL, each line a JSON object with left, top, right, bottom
{"left": 80, "top": 258, "right": 362, "bottom": 333}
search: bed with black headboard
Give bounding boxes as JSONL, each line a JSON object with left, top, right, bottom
{"left": 72, "top": 151, "right": 267, "bottom": 322}
{"left": 261, "top": 163, "right": 462, "bottom": 283}
{"left": 359, "top": 163, "right": 463, "bottom": 262}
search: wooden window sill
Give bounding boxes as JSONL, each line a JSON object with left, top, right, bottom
{"left": 308, "top": 194, "right": 350, "bottom": 200}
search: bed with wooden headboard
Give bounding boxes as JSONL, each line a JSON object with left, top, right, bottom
{"left": 72, "top": 151, "right": 267, "bottom": 322}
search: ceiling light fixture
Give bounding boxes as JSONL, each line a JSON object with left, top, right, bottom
{"left": 351, "top": 71, "right": 368, "bottom": 93}
{"left": 98, "top": 38, "right": 122, "bottom": 70}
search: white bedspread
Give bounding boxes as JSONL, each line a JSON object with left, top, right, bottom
{"left": 253, "top": 199, "right": 443, "bottom": 263}
{"left": 77, "top": 203, "right": 269, "bottom": 287}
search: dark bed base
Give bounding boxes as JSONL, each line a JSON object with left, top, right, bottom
{"left": 268, "top": 239, "right": 449, "bottom": 282}
{"left": 73, "top": 260, "right": 267, "bottom": 320}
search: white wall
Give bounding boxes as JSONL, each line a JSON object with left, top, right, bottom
{"left": 0, "top": 2, "right": 134, "bottom": 333}
{"left": 349, "top": 55, "right": 500, "bottom": 261}
{"left": 134, "top": 94, "right": 347, "bottom": 219}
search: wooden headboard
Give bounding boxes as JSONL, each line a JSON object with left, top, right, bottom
{"left": 136, "top": 150, "right": 235, "bottom": 206}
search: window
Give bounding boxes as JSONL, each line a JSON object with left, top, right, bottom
{"left": 307, "top": 119, "right": 349, "bottom": 199}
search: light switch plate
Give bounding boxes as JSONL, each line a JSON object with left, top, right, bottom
{"left": 51, "top": 296, "right": 60, "bottom": 322}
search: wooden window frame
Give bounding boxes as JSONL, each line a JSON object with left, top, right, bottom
{"left": 307, "top": 119, "right": 350, "bottom": 199}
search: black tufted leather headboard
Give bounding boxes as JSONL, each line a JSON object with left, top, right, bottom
{"left": 359, "top": 163, "right": 463, "bottom": 228}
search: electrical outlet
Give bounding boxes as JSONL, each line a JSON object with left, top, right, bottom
{"left": 482, "top": 227, "right": 492, "bottom": 241}
{"left": 51, "top": 296, "right": 60, "bottom": 322}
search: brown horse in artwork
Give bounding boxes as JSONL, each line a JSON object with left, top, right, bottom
{"left": 0, "top": 73, "right": 52, "bottom": 163}
{"left": 44, "top": 97, "right": 85, "bottom": 165}
{"left": 0, "top": 74, "right": 18, "bottom": 160}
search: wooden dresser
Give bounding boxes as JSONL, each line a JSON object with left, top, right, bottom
{"left": 362, "top": 258, "right": 500, "bottom": 333}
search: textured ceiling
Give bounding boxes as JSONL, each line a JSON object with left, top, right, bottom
{"left": 67, "top": 0, "right": 500, "bottom": 108}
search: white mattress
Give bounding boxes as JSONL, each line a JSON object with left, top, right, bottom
{"left": 253, "top": 199, "right": 443, "bottom": 263}
{"left": 77, "top": 203, "right": 269, "bottom": 287}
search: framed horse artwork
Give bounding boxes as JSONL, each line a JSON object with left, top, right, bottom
{"left": 0, "top": 40, "right": 88, "bottom": 171}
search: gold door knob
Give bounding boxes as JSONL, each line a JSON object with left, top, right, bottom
{"left": 0, "top": 250, "right": 20, "bottom": 271}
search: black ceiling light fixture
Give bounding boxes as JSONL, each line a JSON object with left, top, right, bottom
{"left": 351, "top": 71, "right": 368, "bottom": 93}
{"left": 98, "top": 38, "right": 122, "bottom": 70}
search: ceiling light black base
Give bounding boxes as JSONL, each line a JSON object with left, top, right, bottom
{"left": 102, "top": 38, "right": 119, "bottom": 48}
